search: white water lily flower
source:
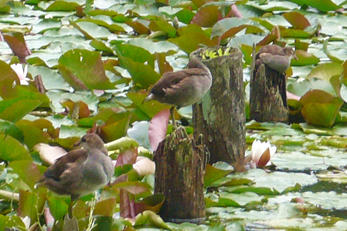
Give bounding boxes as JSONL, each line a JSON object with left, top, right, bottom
{"left": 10, "top": 63, "right": 29, "bottom": 85}
{"left": 133, "top": 156, "right": 155, "bottom": 176}
{"left": 251, "top": 139, "right": 276, "bottom": 168}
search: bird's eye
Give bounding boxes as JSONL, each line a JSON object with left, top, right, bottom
{"left": 81, "top": 137, "right": 87, "bottom": 142}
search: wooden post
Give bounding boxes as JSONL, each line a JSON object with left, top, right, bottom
{"left": 250, "top": 47, "right": 288, "bottom": 122}
{"left": 154, "top": 127, "right": 208, "bottom": 223}
{"left": 191, "top": 48, "right": 246, "bottom": 172}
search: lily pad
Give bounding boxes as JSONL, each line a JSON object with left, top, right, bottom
{"left": 58, "top": 49, "right": 114, "bottom": 90}
{"left": 300, "top": 90, "right": 343, "bottom": 127}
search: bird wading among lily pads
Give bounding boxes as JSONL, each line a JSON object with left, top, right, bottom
{"left": 145, "top": 57, "right": 212, "bottom": 127}
{"left": 38, "top": 133, "right": 114, "bottom": 217}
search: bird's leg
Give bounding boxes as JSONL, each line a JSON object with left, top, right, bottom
{"left": 170, "top": 106, "right": 176, "bottom": 129}
{"left": 68, "top": 195, "right": 78, "bottom": 218}
{"left": 68, "top": 201, "right": 73, "bottom": 218}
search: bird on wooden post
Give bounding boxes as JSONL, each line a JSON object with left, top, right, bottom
{"left": 145, "top": 57, "right": 212, "bottom": 127}
{"left": 38, "top": 133, "right": 114, "bottom": 218}
{"left": 255, "top": 45, "right": 297, "bottom": 73}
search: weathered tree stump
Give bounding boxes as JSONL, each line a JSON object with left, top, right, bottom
{"left": 154, "top": 127, "right": 208, "bottom": 223}
{"left": 191, "top": 48, "right": 246, "bottom": 171}
{"left": 250, "top": 49, "right": 288, "bottom": 122}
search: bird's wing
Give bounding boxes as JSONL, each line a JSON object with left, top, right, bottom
{"left": 43, "top": 149, "right": 88, "bottom": 181}
{"left": 259, "top": 53, "right": 290, "bottom": 73}
{"left": 256, "top": 45, "right": 285, "bottom": 59}
{"left": 151, "top": 68, "right": 207, "bottom": 96}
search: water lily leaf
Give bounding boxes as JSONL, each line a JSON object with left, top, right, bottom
{"left": 191, "top": 5, "right": 220, "bottom": 27}
{"left": 76, "top": 17, "right": 125, "bottom": 33}
{"left": 0, "top": 119, "right": 24, "bottom": 142}
{"left": 134, "top": 210, "right": 169, "bottom": 229}
{"left": 0, "top": 133, "right": 31, "bottom": 161}
{"left": 45, "top": 0, "right": 80, "bottom": 11}
{"left": 18, "top": 190, "right": 44, "bottom": 222}
{"left": 169, "top": 24, "right": 217, "bottom": 53}
{"left": 0, "top": 96, "right": 42, "bottom": 122}
{"left": 10, "top": 160, "right": 44, "bottom": 189}
{"left": 59, "top": 125, "right": 88, "bottom": 138}
{"left": 113, "top": 42, "right": 154, "bottom": 67}
{"left": 288, "top": 0, "right": 340, "bottom": 12}
{"left": 288, "top": 77, "right": 337, "bottom": 99}
{"left": 134, "top": 194, "right": 164, "bottom": 214}
{"left": 247, "top": 1, "right": 299, "bottom": 11}
{"left": 149, "top": 16, "right": 176, "bottom": 37}
{"left": 127, "top": 91, "right": 170, "bottom": 118}
{"left": 16, "top": 119, "right": 56, "bottom": 149}
{"left": 307, "top": 62, "right": 343, "bottom": 81}
{"left": 128, "top": 37, "right": 179, "bottom": 54}
{"left": 175, "top": 8, "right": 195, "bottom": 24}
{"left": 235, "top": 169, "right": 317, "bottom": 193}
{"left": 61, "top": 99, "right": 90, "bottom": 119}
{"left": 47, "top": 91, "right": 98, "bottom": 114}
{"left": 3, "top": 32, "right": 31, "bottom": 62}
{"left": 205, "top": 196, "right": 240, "bottom": 207}
{"left": 204, "top": 164, "right": 233, "bottom": 188}
{"left": 0, "top": 0, "right": 10, "bottom": 13}
{"left": 126, "top": 19, "right": 150, "bottom": 35}
{"left": 211, "top": 18, "right": 261, "bottom": 40}
{"left": 279, "top": 27, "right": 314, "bottom": 38}
{"left": 93, "top": 198, "right": 117, "bottom": 217}
{"left": 283, "top": 12, "right": 310, "bottom": 30}
{"left": 100, "top": 111, "right": 131, "bottom": 142}
{"left": 128, "top": 121, "right": 151, "bottom": 150}
{"left": 47, "top": 196, "right": 69, "bottom": 220}
{"left": 74, "top": 21, "right": 112, "bottom": 39}
{"left": 300, "top": 89, "right": 343, "bottom": 127}
{"left": 226, "top": 185, "right": 279, "bottom": 195}
{"left": 0, "top": 60, "right": 20, "bottom": 87}
{"left": 219, "top": 192, "right": 264, "bottom": 207}
{"left": 31, "top": 19, "right": 62, "bottom": 34}
{"left": 291, "top": 50, "right": 319, "bottom": 66}
{"left": 28, "top": 65, "right": 71, "bottom": 91}
{"left": 317, "top": 170, "right": 347, "bottom": 184}
{"left": 58, "top": 49, "right": 114, "bottom": 90}
{"left": 0, "top": 215, "right": 26, "bottom": 230}
{"left": 113, "top": 181, "right": 151, "bottom": 195}
{"left": 118, "top": 55, "right": 160, "bottom": 89}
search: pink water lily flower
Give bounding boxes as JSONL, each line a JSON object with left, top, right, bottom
{"left": 251, "top": 139, "right": 276, "bottom": 168}
{"left": 10, "top": 63, "right": 29, "bottom": 85}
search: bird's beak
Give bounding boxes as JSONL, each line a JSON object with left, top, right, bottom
{"left": 74, "top": 140, "right": 81, "bottom": 147}
{"left": 143, "top": 94, "right": 154, "bottom": 104}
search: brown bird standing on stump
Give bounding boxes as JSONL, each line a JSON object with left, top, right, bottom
{"left": 146, "top": 57, "right": 212, "bottom": 127}
{"left": 38, "top": 133, "right": 114, "bottom": 217}
{"left": 256, "top": 45, "right": 296, "bottom": 73}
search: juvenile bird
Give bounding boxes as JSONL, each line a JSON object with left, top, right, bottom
{"left": 38, "top": 133, "right": 114, "bottom": 217}
{"left": 146, "top": 57, "right": 212, "bottom": 127}
{"left": 256, "top": 45, "right": 297, "bottom": 73}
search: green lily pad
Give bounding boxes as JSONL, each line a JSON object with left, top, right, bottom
{"left": 0, "top": 133, "right": 31, "bottom": 161}
{"left": 307, "top": 62, "right": 343, "bottom": 81}
{"left": 58, "top": 49, "right": 114, "bottom": 90}
{"left": 300, "top": 89, "right": 343, "bottom": 127}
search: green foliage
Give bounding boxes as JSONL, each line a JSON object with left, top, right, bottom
{"left": 0, "top": 0, "right": 346, "bottom": 230}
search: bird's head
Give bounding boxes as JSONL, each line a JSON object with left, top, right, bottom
{"left": 77, "top": 133, "right": 106, "bottom": 152}
{"left": 283, "top": 47, "right": 298, "bottom": 60}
